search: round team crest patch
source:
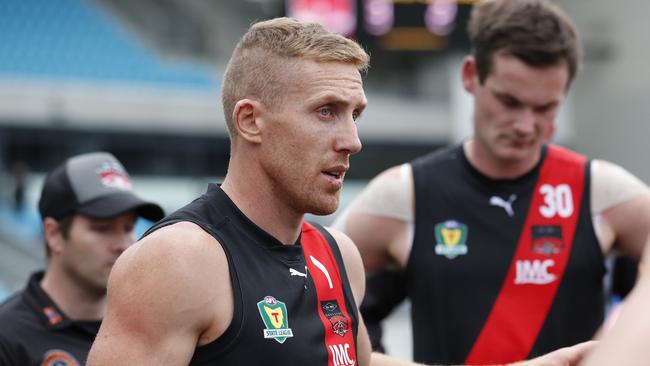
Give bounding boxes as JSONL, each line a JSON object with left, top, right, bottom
{"left": 41, "top": 349, "right": 80, "bottom": 366}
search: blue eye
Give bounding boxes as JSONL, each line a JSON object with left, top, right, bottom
{"left": 319, "top": 108, "right": 332, "bottom": 117}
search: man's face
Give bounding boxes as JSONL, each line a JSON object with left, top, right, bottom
{"left": 59, "top": 212, "right": 136, "bottom": 294}
{"left": 257, "top": 60, "right": 366, "bottom": 216}
{"left": 464, "top": 53, "right": 569, "bottom": 166}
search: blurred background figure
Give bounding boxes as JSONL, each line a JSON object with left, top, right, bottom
{"left": 11, "top": 161, "right": 28, "bottom": 214}
{"left": 0, "top": 152, "right": 164, "bottom": 365}
{"left": 0, "top": 0, "right": 648, "bottom": 361}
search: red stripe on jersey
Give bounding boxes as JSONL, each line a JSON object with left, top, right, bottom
{"left": 302, "top": 222, "right": 358, "bottom": 366}
{"left": 465, "top": 145, "right": 587, "bottom": 364}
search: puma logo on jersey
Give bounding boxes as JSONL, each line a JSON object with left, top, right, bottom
{"left": 289, "top": 267, "right": 307, "bottom": 278}
{"left": 329, "top": 343, "right": 355, "bottom": 366}
{"left": 489, "top": 194, "right": 517, "bottom": 217}
{"left": 515, "top": 259, "right": 557, "bottom": 285}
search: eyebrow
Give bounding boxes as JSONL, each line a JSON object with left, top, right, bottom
{"left": 494, "top": 91, "right": 559, "bottom": 109}
{"left": 308, "top": 92, "right": 367, "bottom": 108}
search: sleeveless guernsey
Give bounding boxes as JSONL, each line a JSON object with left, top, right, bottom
{"left": 144, "top": 184, "right": 360, "bottom": 366}
{"left": 408, "top": 144, "right": 605, "bottom": 365}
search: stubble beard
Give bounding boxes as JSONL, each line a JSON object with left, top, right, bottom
{"left": 63, "top": 262, "right": 108, "bottom": 299}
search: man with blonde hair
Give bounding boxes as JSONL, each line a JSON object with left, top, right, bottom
{"left": 88, "top": 16, "right": 372, "bottom": 365}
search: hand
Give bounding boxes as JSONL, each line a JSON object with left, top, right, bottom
{"left": 513, "top": 341, "right": 597, "bottom": 366}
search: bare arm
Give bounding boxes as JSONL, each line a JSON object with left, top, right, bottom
{"left": 87, "top": 222, "right": 232, "bottom": 365}
{"left": 580, "top": 236, "right": 650, "bottom": 365}
{"left": 592, "top": 159, "right": 650, "bottom": 257}
{"left": 333, "top": 165, "right": 414, "bottom": 274}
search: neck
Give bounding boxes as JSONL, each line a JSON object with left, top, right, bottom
{"left": 463, "top": 139, "right": 542, "bottom": 179}
{"left": 221, "top": 156, "right": 303, "bottom": 245}
{"left": 40, "top": 266, "right": 106, "bottom": 321}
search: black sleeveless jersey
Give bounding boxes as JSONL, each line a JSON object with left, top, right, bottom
{"left": 408, "top": 144, "right": 605, "bottom": 364}
{"left": 144, "top": 184, "right": 359, "bottom": 365}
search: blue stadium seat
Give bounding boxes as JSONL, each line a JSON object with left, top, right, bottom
{"left": 0, "top": 0, "right": 217, "bottom": 89}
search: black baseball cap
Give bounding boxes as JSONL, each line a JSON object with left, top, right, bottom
{"left": 38, "top": 152, "right": 164, "bottom": 221}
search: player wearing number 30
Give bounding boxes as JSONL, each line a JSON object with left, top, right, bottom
{"left": 332, "top": 0, "right": 650, "bottom": 365}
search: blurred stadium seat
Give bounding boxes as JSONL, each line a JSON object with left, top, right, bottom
{"left": 0, "top": 0, "right": 217, "bottom": 88}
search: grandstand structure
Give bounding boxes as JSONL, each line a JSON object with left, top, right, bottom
{"left": 0, "top": 0, "right": 453, "bottom": 180}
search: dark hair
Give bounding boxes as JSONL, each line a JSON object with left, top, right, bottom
{"left": 468, "top": 0, "right": 581, "bottom": 86}
{"left": 44, "top": 215, "right": 73, "bottom": 258}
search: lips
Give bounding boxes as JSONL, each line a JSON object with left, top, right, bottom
{"left": 322, "top": 165, "right": 348, "bottom": 189}
{"left": 323, "top": 165, "right": 348, "bottom": 180}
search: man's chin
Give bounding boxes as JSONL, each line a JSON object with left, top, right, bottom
{"left": 499, "top": 144, "right": 537, "bottom": 161}
{"left": 308, "top": 198, "right": 339, "bottom": 216}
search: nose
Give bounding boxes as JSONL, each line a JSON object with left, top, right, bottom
{"left": 513, "top": 108, "right": 535, "bottom": 136}
{"left": 334, "top": 116, "right": 362, "bottom": 155}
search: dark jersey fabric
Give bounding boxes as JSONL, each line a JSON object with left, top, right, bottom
{"left": 0, "top": 272, "right": 101, "bottom": 366}
{"left": 143, "top": 184, "right": 359, "bottom": 365}
{"left": 407, "top": 144, "right": 605, "bottom": 364}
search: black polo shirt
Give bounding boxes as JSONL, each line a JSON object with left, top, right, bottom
{"left": 0, "top": 271, "right": 101, "bottom": 366}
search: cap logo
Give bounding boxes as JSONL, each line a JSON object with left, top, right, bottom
{"left": 96, "top": 162, "right": 131, "bottom": 190}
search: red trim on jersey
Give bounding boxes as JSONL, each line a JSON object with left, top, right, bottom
{"left": 302, "top": 222, "right": 358, "bottom": 366}
{"left": 465, "top": 145, "right": 587, "bottom": 364}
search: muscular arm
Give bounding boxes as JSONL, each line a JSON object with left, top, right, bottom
{"left": 333, "top": 164, "right": 414, "bottom": 274}
{"left": 580, "top": 236, "right": 650, "bottom": 365}
{"left": 87, "top": 222, "right": 233, "bottom": 365}
{"left": 591, "top": 159, "right": 650, "bottom": 257}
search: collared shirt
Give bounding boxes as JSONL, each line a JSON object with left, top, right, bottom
{"left": 0, "top": 271, "right": 101, "bottom": 366}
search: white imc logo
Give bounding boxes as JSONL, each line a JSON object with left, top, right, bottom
{"left": 515, "top": 259, "right": 557, "bottom": 285}
{"left": 329, "top": 343, "right": 355, "bottom": 366}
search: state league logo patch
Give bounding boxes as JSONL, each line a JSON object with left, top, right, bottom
{"left": 257, "top": 295, "right": 294, "bottom": 343}
{"left": 41, "top": 349, "right": 80, "bottom": 366}
{"left": 434, "top": 220, "right": 468, "bottom": 259}
{"left": 321, "top": 300, "right": 349, "bottom": 337}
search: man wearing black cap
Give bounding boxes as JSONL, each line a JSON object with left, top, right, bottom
{"left": 0, "top": 152, "right": 164, "bottom": 366}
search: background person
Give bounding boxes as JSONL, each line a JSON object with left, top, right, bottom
{"left": 334, "top": 0, "right": 650, "bottom": 364}
{"left": 0, "top": 152, "right": 164, "bottom": 365}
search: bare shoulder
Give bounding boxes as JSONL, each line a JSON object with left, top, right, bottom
{"left": 591, "top": 159, "right": 650, "bottom": 213}
{"left": 113, "top": 221, "right": 227, "bottom": 294}
{"left": 332, "top": 163, "right": 412, "bottom": 231}
{"left": 326, "top": 227, "right": 363, "bottom": 265}
{"left": 107, "top": 221, "right": 233, "bottom": 345}
{"left": 366, "top": 163, "right": 412, "bottom": 194}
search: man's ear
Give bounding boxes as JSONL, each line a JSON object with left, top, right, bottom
{"left": 233, "top": 99, "right": 264, "bottom": 144}
{"left": 461, "top": 55, "right": 478, "bottom": 93}
{"left": 43, "top": 217, "right": 66, "bottom": 255}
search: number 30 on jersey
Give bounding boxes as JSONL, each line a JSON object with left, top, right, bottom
{"left": 539, "top": 184, "right": 574, "bottom": 218}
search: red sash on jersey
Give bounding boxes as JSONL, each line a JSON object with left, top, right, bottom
{"left": 302, "top": 222, "right": 358, "bottom": 366}
{"left": 465, "top": 145, "right": 587, "bottom": 365}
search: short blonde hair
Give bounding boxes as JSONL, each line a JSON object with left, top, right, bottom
{"left": 221, "top": 17, "right": 370, "bottom": 138}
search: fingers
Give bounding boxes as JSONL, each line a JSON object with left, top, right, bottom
{"left": 516, "top": 340, "right": 598, "bottom": 366}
